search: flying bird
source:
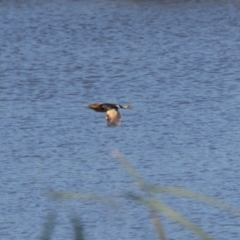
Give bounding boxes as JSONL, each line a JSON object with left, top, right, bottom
{"left": 86, "top": 103, "right": 132, "bottom": 127}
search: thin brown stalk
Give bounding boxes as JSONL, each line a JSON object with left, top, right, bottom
{"left": 151, "top": 211, "right": 168, "bottom": 240}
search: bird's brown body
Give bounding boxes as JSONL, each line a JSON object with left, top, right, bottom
{"left": 86, "top": 103, "right": 132, "bottom": 127}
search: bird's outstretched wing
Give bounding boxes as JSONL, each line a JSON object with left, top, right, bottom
{"left": 106, "top": 109, "right": 121, "bottom": 127}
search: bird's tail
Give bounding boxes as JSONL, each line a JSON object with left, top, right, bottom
{"left": 122, "top": 104, "right": 132, "bottom": 109}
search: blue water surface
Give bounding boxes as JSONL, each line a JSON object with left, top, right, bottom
{"left": 1, "top": 0, "right": 240, "bottom": 239}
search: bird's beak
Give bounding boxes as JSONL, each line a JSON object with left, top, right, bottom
{"left": 123, "top": 105, "right": 132, "bottom": 109}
